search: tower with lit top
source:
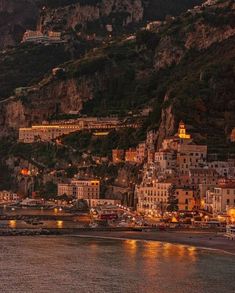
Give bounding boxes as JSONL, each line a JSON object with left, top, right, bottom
{"left": 178, "top": 121, "right": 191, "bottom": 139}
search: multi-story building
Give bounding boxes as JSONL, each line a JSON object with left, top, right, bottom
{"left": 136, "top": 142, "right": 147, "bottom": 164}
{"left": 22, "top": 30, "right": 62, "bottom": 43}
{"left": 57, "top": 183, "right": 76, "bottom": 197}
{"left": 136, "top": 181, "right": 172, "bottom": 214}
{"left": 19, "top": 117, "right": 138, "bottom": 143}
{"left": 189, "top": 168, "right": 219, "bottom": 186}
{"left": 19, "top": 124, "right": 81, "bottom": 143}
{"left": 57, "top": 179, "right": 100, "bottom": 201}
{"left": 175, "top": 188, "right": 197, "bottom": 211}
{"left": 71, "top": 179, "right": 100, "bottom": 200}
{"left": 112, "top": 149, "right": 125, "bottom": 164}
{"left": 0, "top": 191, "right": 19, "bottom": 203}
{"left": 207, "top": 160, "right": 235, "bottom": 178}
{"left": 125, "top": 148, "right": 137, "bottom": 163}
{"left": 177, "top": 144, "right": 207, "bottom": 175}
{"left": 154, "top": 150, "right": 176, "bottom": 174}
{"left": 205, "top": 179, "right": 235, "bottom": 215}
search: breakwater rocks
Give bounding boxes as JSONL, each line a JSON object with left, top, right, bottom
{"left": 0, "top": 228, "right": 62, "bottom": 236}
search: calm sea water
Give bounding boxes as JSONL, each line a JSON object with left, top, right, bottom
{"left": 0, "top": 236, "right": 234, "bottom": 293}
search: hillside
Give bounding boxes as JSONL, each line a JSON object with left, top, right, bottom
{"left": 0, "top": 0, "right": 203, "bottom": 49}
{"left": 0, "top": 0, "right": 234, "bottom": 193}
{"left": 0, "top": 1, "right": 234, "bottom": 154}
{"left": 1, "top": 1, "right": 234, "bottom": 153}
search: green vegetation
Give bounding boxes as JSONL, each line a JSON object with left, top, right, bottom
{"left": 39, "top": 181, "right": 57, "bottom": 199}
{"left": 10, "top": 142, "right": 71, "bottom": 169}
{"left": 143, "top": 0, "right": 203, "bottom": 21}
{"left": 37, "top": 0, "right": 102, "bottom": 9}
{"left": 62, "top": 128, "right": 145, "bottom": 157}
{"left": 0, "top": 43, "right": 70, "bottom": 99}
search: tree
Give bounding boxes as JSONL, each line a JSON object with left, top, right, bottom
{"left": 167, "top": 185, "right": 178, "bottom": 212}
{"left": 136, "top": 30, "right": 160, "bottom": 50}
{"left": 40, "top": 181, "right": 57, "bottom": 199}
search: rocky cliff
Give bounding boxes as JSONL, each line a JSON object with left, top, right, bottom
{"left": 0, "top": 0, "right": 39, "bottom": 48}
{"left": 39, "top": 0, "right": 144, "bottom": 34}
{"left": 0, "top": 0, "right": 234, "bottom": 155}
{"left": 154, "top": 0, "right": 235, "bottom": 69}
{"left": 0, "top": 0, "right": 203, "bottom": 48}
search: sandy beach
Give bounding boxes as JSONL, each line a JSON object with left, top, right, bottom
{"left": 74, "top": 230, "right": 235, "bottom": 255}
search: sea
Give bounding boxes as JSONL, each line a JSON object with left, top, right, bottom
{"left": 0, "top": 236, "right": 234, "bottom": 293}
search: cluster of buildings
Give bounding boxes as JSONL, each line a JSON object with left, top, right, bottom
{"left": 133, "top": 121, "right": 235, "bottom": 218}
{"left": 19, "top": 117, "right": 139, "bottom": 143}
{"left": 112, "top": 130, "right": 157, "bottom": 164}
{"left": 0, "top": 191, "right": 20, "bottom": 203}
{"left": 22, "top": 30, "right": 63, "bottom": 44}
{"left": 57, "top": 178, "right": 100, "bottom": 206}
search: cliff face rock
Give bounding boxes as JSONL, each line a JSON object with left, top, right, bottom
{"left": 156, "top": 95, "right": 175, "bottom": 148}
{"left": 185, "top": 23, "right": 235, "bottom": 50}
{"left": 0, "top": 0, "right": 38, "bottom": 48}
{"left": 0, "top": 77, "right": 94, "bottom": 133}
{"left": 154, "top": 0, "right": 235, "bottom": 69}
{"left": 154, "top": 36, "right": 184, "bottom": 70}
{"left": 39, "top": 0, "right": 144, "bottom": 34}
{"left": 0, "top": 0, "right": 205, "bottom": 49}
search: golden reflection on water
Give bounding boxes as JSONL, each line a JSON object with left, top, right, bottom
{"left": 143, "top": 241, "right": 161, "bottom": 258}
{"left": 124, "top": 239, "right": 197, "bottom": 264}
{"left": 8, "top": 220, "right": 16, "bottom": 229}
{"left": 124, "top": 240, "right": 137, "bottom": 255}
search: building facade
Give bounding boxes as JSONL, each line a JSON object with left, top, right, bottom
{"left": 112, "top": 149, "right": 125, "bottom": 164}
{"left": 136, "top": 181, "right": 172, "bottom": 214}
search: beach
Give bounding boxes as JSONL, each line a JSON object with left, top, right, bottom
{"left": 73, "top": 230, "right": 235, "bottom": 255}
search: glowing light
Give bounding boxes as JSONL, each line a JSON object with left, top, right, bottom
{"left": 21, "top": 168, "right": 30, "bottom": 176}
{"left": 9, "top": 220, "right": 16, "bottom": 229}
{"left": 171, "top": 216, "right": 178, "bottom": 223}
{"left": 57, "top": 220, "right": 63, "bottom": 229}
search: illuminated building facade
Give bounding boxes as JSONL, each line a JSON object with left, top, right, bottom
{"left": 125, "top": 148, "right": 137, "bottom": 163}
{"left": 178, "top": 121, "right": 191, "bottom": 139}
{"left": 71, "top": 179, "right": 100, "bottom": 200}
{"left": 112, "top": 149, "right": 125, "bottom": 163}
{"left": 19, "top": 117, "right": 138, "bottom": 143}
{"left": 206, "top": 179, "right": 235, "bottom": 214}
{"left": 175, "top": 188, "right": 197, "bottom": 211}
{"left": 136, "top": 181, "right": 172, "bottom": 214}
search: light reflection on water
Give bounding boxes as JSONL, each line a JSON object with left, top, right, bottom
{"left": 0, "top": 236, "right": 234, "bottom": 293}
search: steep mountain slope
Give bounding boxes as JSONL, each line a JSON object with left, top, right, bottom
{"left": 0, "top": 0, "right": 234, "bottom": 156}
{"left": 0, "top": 0, "right": 39, "bottom": 48}
{"left": 0, "top": 0, "right": 203, "bottom": 48}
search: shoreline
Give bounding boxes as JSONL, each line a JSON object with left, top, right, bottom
{"left": 0, "top": 227, "right": 234, "bottom": 255}
{"left": 69, "top": 230, "right": 235, "bottom": 255}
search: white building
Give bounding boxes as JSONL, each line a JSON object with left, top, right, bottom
{"left": 0, "top": 191, "right": 19, "bottom": 203}
{"left": 136, "top": 181, "right": 172, "bottom": 214}
{"left": 57, "top": 183, "right": 76, "bottom": 197}
{"left": 205, "top": 179, "right": 235, "bottom": 215}
{"left": 154, "top": 150, "right": 176, "bottom": 174}
{"left": 71, "top": 179, "right": 100, "bottom": 200}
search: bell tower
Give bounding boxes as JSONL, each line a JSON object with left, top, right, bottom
{"left": 178, "top": 121, "right": 191, "bottom": 139}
